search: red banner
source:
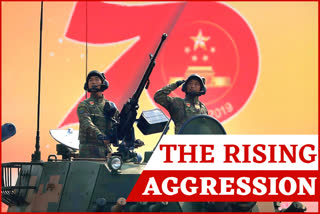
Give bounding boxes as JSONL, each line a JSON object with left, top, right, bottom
{"left": 59, "top": 1, "right": 259, "bottom": 127}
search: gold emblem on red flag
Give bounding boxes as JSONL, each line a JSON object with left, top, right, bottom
{"left": 190, "top": 29, "right": 210, "bottom": 51}
{"left": 169, "top": 29, "right": 230, "bottom": 88}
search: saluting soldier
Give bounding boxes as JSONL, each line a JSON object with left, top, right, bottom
{"left": 155, "top": 75, "right": 262, "bottom": 213}
{"left": 154, "top": 74, "right": 208, "bottom": 134}
{"left": 77, "top": 70, "right": 119, "bottom": 158}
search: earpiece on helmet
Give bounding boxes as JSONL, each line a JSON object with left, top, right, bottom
{"left": 84, "top": 70, "right": 109, "bottom": 92}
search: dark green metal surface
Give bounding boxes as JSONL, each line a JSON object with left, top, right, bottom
{"left": 178, "top": 115, "right": 226, "bottom": 135}
{"left": 58, "top": 161, "right": 100, "bottom": 211}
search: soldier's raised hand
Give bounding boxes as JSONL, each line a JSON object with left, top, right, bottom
{"left": 175, "top": 80, "right": 186, "bottom": 87}
{"left": 103, "top": 140, "right": 111, "bottom": 147}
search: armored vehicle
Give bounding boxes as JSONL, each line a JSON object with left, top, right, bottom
{"left": 1, "top": 2, "right": 306, "bottom": 212}
{"left": 1, "top": 114, "right": 227, "bottom": 212}
{"left": 3, "top": 116, "right": 302, "bottom": 212}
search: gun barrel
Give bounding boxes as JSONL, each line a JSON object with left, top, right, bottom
{"left": 118, "top": 33, "right": 168, "bottom": 141}
{"left": 132, "top": 33, "right": 167, "bottom": 102}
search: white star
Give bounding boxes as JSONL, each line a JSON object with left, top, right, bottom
{"left": 184, "top": 47, "right": 191, "bottom": 54}
{"left": 190, "top": 30, "right": 210, "bottom": 51}
{"left": 202, "top": 55, "right": 208, "bottom": 61}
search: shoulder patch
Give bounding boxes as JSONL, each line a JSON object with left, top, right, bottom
{"left": 89, "top": 101, "right": 94, "bottom": 105}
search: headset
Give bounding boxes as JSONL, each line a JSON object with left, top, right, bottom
{"left": 84, "top": 70, "right": 109, "bottom": 92}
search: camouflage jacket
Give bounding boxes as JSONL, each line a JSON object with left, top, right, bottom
{"left": 154, "top": 82, "right": 208, "bottom": 134}
{"left": 77, "top": 94, "right": 119, "bottom": 146}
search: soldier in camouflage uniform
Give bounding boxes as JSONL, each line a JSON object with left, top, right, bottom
{"left": 156, "top": 74, "right": 260, "bottom": 212}
{"left": 154, "top": 74, "right": 208, "bottom": 134}
{"left": 77, "top": 70, "right": 119, "bottom": 158}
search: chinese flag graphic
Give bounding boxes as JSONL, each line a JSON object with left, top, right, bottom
{"left": 59, "top": 1, "right": 259, "bottom": 128}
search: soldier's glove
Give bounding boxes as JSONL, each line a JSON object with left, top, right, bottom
{"left": 97, "top": 134, "right": 110, "bottom": 141}
{"left": 134, "top": 139, "right": 145, "bottom": 148}
{"left": 175, "top": 80, "right": 185, "bottom": 87}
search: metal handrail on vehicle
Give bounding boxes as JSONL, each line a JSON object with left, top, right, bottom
{"left": 1, "top": 162, "right": 43, "bottom": 206}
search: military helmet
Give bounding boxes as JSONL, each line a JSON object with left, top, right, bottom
{"left": 182, "top": 74, "right": 206, "bottom": 95}
{"left": 84, "top": 70, "right": 109, "bottom": 92}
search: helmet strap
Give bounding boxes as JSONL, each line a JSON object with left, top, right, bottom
{"left": 88, "top": 86, "right": 100, "bottom": 93}
{"left": 186, "top": 91, "right": 202, "bottom": 97}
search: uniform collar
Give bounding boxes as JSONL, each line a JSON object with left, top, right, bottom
{"left": 90, "top": 93, "right": 104, "bottom": 102}
{"left": 185, "top": 94, "right": 199, "bottom": 104}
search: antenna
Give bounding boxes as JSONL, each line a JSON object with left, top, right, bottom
{"left": 32, "top": 1, "right": 44, "bottom": 162}
{"left": 153, "top": 119, "right": 171, "bottom": 152}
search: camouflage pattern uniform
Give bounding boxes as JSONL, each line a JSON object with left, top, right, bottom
{"left": 77, "top": 94, "right": 119, "bottom": 158}
{"left": 156, "top": 81, "right": 260, "bottom": 212}
{"left": 154, "top": 82, "right": 208, "bottom": 134}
